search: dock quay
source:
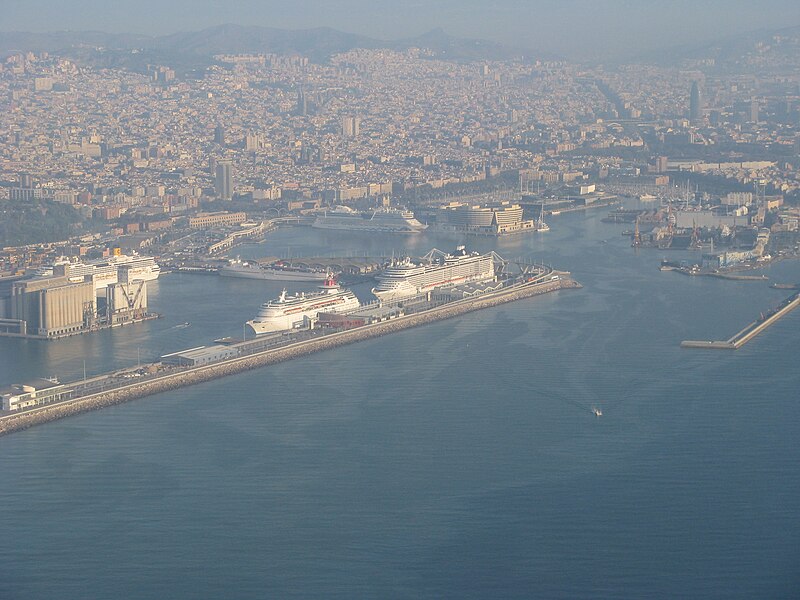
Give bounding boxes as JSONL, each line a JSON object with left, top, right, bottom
{"left": 172, "top": 256, "right": 389, "bottom": 277}
{"left": 542, "top": 198, "right": 619, "bottom": 216}
{"left": 681, "top": 292, "right": 800, "bottom": 350}
{"left": 663, "top": 264, "right": 769, "bottom": 281}
{"left": 256, "top": 256, "right": 386, "bottom": 275}
{"left": 0, "top": 275, "right": 580, "bottom": 437}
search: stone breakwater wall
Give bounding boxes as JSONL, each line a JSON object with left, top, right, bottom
{"left": 0, "top": 278, "right": 580, "bottom": 437}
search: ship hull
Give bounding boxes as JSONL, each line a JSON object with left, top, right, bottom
{"left": 311, "top": 221, "right": 426, "bottom": 233}
{"left": 246, "top": 286, "right": 361, "bottom": 335}
{"left": 311, "top": 208, "right": 427, "bottom": 233}
{"left": 220, "top": 266, "right": 328, "bottom": 281}
{"left": 122, "top": 267, "right": 161, "bottom": 282}
{"left": 372, "top": 272, "right": 493, "bottom": 301}
{"left": 36, "top": 254, "right": 160, "bottom": 291}
{"left": 372, "top": 251, "right": 496, "bottom": 301}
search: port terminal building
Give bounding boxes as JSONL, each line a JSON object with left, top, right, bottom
{"left": 317, "top": 304, "right": 405, "bottom": 330}
{"left": 161, "top": 345, "right": 239, "bottom": 367}
{"left": 436, "top": 201, "right": 534, "bottom": 235}
{"left": 189, "top": 211, "right": 247, "bottom": 229}
{"left": 431, "top": 280, "right": 505, "bottom": 302}
{"left": 1, "top": 378, "right": 73, "bottom": 412}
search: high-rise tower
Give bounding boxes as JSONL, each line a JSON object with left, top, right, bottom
{"left": 297, "top": 87, "right": 308, "bottom": 116}
{"left": 215, "top": 161, "right": 233, "bottom": 200}
{"left": 341, "top": 116, "right": 360, "bottom": 138}
{"left": 689, "top": 81, "right": 702, "bottom": 122}
{"left": 749, "top": 98, "right": 759, "bottom": 123}
{"left": 214, "top": 124, "right": 226, "bottom": 146}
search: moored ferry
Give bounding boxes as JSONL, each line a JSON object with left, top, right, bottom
{"left": 371, "top": 246, "right": 497, "bottom": 301}
{"left": 220, "top": 258, "right": 330, "bottom": 282}
{"left": 246, "top": 275, "right": 361, "bottom": 334}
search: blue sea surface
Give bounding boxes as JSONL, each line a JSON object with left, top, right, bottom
{"left": 1, "top": 206, "right": 799, "bottom": 598}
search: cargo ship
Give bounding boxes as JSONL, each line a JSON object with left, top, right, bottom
{"left": 371, "top": 246, "right": 496, "bottom": 301}
{"left": 312, "top": 206, "right": 427, "bottom": 233}
{"left": 246, "top": 275, "right": 361, "bottom": 334}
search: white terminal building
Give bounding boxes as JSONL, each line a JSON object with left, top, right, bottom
{"left": 436, "top": 201, "right": 534, "bottom": 235}
{"left": 1, "top": 378, "right": 73, "bottom": 412}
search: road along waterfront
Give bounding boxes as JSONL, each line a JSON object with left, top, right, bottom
{"left": 0, "top": 275, "right": 579, "bottom": 437}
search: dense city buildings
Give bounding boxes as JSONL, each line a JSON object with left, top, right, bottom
{"left": 0, "top": 28, "right": 799, "bottom": 273}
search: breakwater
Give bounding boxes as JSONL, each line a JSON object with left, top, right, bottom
{"left": 665, "top": 267, "right": 769, "bottom": 282}
{"left": 0, "top": 277, "right": 580, "bottom": 437}
{"left": 681, "top": 291, "right": 800, "bottom": 350}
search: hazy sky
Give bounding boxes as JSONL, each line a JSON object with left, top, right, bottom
{"left": 5, "top": 0, "right": 800, "bottom": 60}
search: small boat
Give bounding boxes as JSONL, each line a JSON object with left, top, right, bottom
{"left": 175, "top": 322, "right": 190, "bottom": 329}
{"left": 591, "top": 407, "right": 602, "bottom": 417}
{"left": 536, "top": 200, "right": 550, "bottom": 232}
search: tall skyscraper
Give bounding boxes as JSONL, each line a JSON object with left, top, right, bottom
{"left": 341, "top": 116, "right": 360, "bottom": 138}
{"left": 689, "top": 81, "right": 702, "bottom": 122}
{"left": 215, "top": 161, "right": 233, "bottom": 200}
{"left": 749, "top": 98, "right": 759, "bottom": 123}
{"left": 214, "top": 125, "right": 226, "bottom": 146}
{"left": 244, "top": 133, "right": 261, "bottom": 152}
{"left": 297, "top": 87, "right": 308, "bottom": 116}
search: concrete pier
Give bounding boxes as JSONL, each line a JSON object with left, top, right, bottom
{"left": 0, "top": 277, "right": 580, "bottom": 437}
{"left": 681, "top": 292, "right": 800, "bottom": 350}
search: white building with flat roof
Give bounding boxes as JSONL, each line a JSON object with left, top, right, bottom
{"left": 1, "top": 378, "right": 73, "bottom": 412}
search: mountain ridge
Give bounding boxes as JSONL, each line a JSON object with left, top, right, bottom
{"left": 0, "top": 24, "right": 546, "bottom": 64}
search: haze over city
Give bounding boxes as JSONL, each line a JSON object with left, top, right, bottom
{"left": 2, "top": 1, "right": 800, "bottom": 598}
{"left": 4, "top": 0, "right": 800, "bottom": 60}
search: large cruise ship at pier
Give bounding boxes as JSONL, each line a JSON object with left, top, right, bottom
{"left": 372, "top": 246, "right": 497, "bottom": 301}
{"left": 246, "top": 275, "right": 361, "bottom": 334}
{"left": 312, "top": 206, "right": 427, "bottom": 233}
{"left": 220, "top": 258, "right": 329, "bottom": 282}
{"left": 39, "top": 254, "right": 160, "bottom": 290}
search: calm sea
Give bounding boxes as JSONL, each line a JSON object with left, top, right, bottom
{"left": 1, "top": 205, "right": 799, "bottom": 599}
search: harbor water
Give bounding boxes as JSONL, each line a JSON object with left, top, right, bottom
{"left": 1, "top": 205, "right": 799, "bottom": 598}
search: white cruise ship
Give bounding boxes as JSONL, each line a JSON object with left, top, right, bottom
{"left": 246, "top": 275, "right": 361, "bottom": 334}
{"left": 42, "top": 253, "right": 160, "bottom": 290}
{"left": 312, "top": 206, "right": 427, "bottom": 233}
{"left": 109, "top": 254, "right": 161, "bottom": 283}
{"left": 220, "top": 258, "right": 330, "bottom": 282}
{"left": 372, "top": 246, "right": 496, "bottom": 301}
